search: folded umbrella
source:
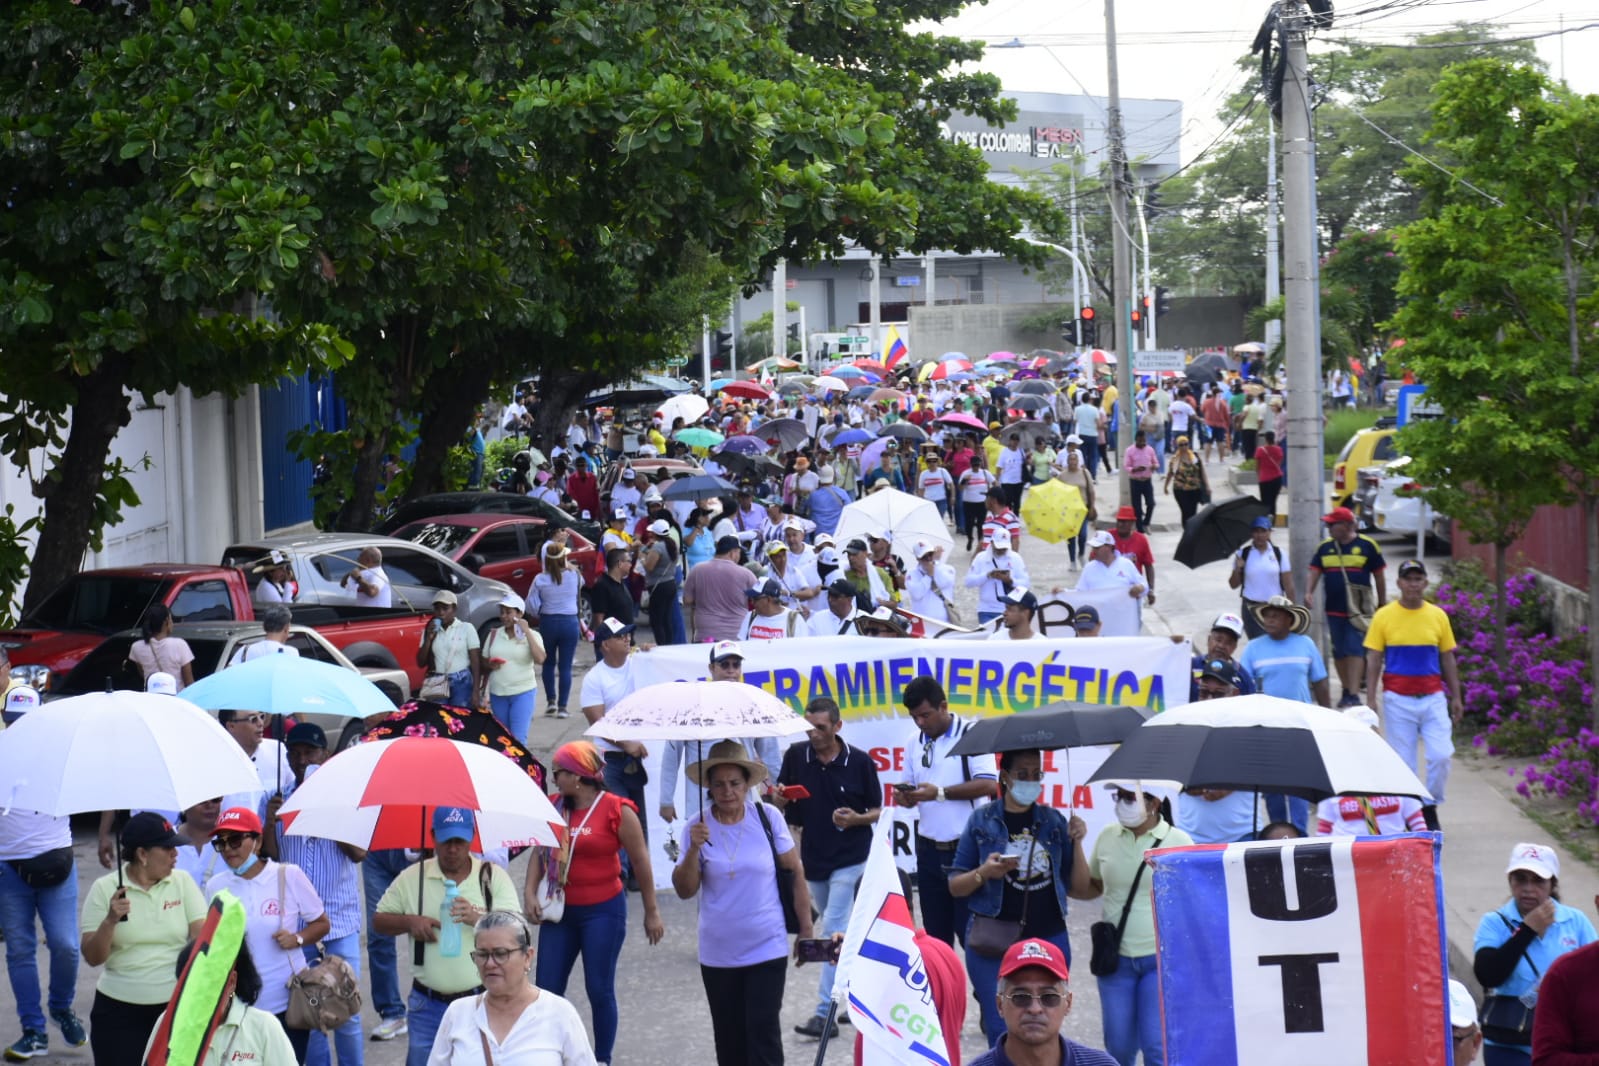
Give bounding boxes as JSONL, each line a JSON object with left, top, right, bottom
{"left": 1174, "top": 495, "right": 1271, "bottom": 568}
{"left": 1087, "top": 695, "right": 1433, "bottom": 802}
{"left": 1018, "top": 480, "right": 1088, "bottom": 544}
{"left": 949, "top": 703, "right": 1149, "bottom": 756}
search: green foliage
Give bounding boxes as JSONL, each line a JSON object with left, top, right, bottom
{"left": 0, "top": 508, "right": 40, "bottom": 628}
{"left": 1324, "top": 408, "right": 1385, "bottom": 456}
{"left": 1320, "top": 230, "right": 1402, "bottom": 352}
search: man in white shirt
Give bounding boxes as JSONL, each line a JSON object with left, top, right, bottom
{"left": 217, "top": 709, "right": 295, "bottom": 820}
{"left": 738, "top": 579, "right": 803, "bottom": 640}
{"left": 995, "top": 432, "right": 1026, "bottom": 510}
{"left": 610, "top": 468, "right": 643, "bottom": 522}
{"left": 340, "top": 547, "right": 392, "bottom": 608}
{"left": 964, "top": 527, "right": 1031, "bottom": 625}
{"left": 1228, "top": 515, "right": 1292, "bottom": 639}
{"left": 894, "top": 677, "right": 999, "bottom": 946}
{"left": 227, "top": 605, "right": 302, "bottom": 666}
{"left": 904, "top": 540, "right": 956, "bottom": 623}
{"left": 806, "top": 580, "right": 862, "bottom": 637}
{"left": 988, "top": 586, "right": 1039, "bottom": 640}
{"left": 1076, "top": 531, "right": 1147, "bottom": 599}
{"left": 915, "top": 452, "right": 955, "bottom": 521}
{"left": 781, "top": 519, "right": 819, "bottom": 575}
{"left": 253, "top": 550, "right": 297, "bottom": 605}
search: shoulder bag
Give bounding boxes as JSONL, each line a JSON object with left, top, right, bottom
{"left": 282, "top": 863, "right": 362, "bottom": 1032}
{"left": 1479, "top": 914, "right": 1539, "bottom": 1046}
{"left": 755, "top": 802, "right": 801, "bottom": 934}
{"left": 536, "top": 796, "right": 603, "bottom": 925}
{"left": 966, "top": 824, "right": 1039, "bottom": 958}
{"left": 1339, "top": 555, "right": 1377, "bottom": 632}
{"left": 1088, "top": 835, "right": 1163, "bottom": 976}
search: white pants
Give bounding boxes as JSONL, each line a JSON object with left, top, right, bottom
{"left": 1383, "top": 690, "right": 1453, "bottom": 804}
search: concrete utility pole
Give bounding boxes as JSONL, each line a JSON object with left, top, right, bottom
{"left": 701, "top": 316, "right": 712, "bottom": 386}
{"left": 1137, "top": 183, "right": 1155, "bottom": 350}
{"left": 771, "top": 258, "right": 786, "bottom": 366}
{"left": 868, "top": 256, "right": 882, "bottom": 359}
{"left": 1105, "top": 0, "right": 1134, "bottom": 506}
{"left": 1281, "top": 1, "right": 1325, "bottom": 601}
{"left": 924, "top": 254, "right": 936, "bottom": 308}
{"left": 1069, "top": 154, "right": 1084, "bottom": 345}
{"left": 1265, "top": 115, "right": 1283, "bottom": 351}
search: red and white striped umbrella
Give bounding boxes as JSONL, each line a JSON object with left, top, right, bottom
{"left": 278, "top": 737, "right": 563, "bottom": 851}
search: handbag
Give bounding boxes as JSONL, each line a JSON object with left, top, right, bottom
{"left": 966, "top": 831, "right": 1039, "bottom": 959}
{"left": 419, "top": 673, "right": 450, "bottom": 701}
{"left": 8, "top": 846, "right": 74, "bottom": 889}
{"left": 536, "top": 797, "right": 603, "bottom": 925}
{"left": 1088, "top": 835, "right": 1162, "bottom": 977}
{"left": 1338, "top": 558, "right": 1377, "bottom": 633}
{"left": 1479, "top": 915, "right": 1539, "bottom": 1045}
{"left": 755, "top": 803, "right": 801, "bottom": 935}
{"left": 278, "top": 864, "right": 361, "bottom": 1032}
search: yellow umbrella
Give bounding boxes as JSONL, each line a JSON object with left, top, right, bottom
{"left": 1020, "top": 480, "right": 1088, "bottom": 544}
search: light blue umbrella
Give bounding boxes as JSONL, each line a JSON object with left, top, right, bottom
{"left": 829, "top": 427, "right": 874, "bottom": 446}
{"left": 938, "top": 351, "right": 970, "bottom": 362}
{"left": 180, "top": 654, "right": 396, "bottom": 720}
{"left": 828, "top": 366, "right": 872, "bottom": 380}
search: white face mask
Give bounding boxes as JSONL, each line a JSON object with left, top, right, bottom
{"left": 1114, "top": 798, "right": 1148, "bottom": 828}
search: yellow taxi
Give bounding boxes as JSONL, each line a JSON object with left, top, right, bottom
{"left": 1330, "top": 423, "right": 1398, "bottom": 509}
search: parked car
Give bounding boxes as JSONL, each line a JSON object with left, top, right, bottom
{"left": 220, "top": 533, "right": 513, "bottom": 636}
{"left": 372, "top": 491, "right": 602, "bottom": 544}
{"left": 1371, "top": 459, "right": 1452, "bottom": 547}
{"left": 388, "top": 514, "right": 600, "bottom": 620}
{"left": 1, "top": 564, "right": 432, "bottom": 695}
{"left": 50, "top": 622, "right": 409, "bottom": 749}
{"left": 1331, "top": 421, "right": 1399, "bottom": 509}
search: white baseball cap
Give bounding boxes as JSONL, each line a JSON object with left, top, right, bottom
{"left": 3, "top": 685, "right": 41, "bottom": 724}
{"left": 990, "top": 528, "right": 1013, "bottom": 550}
{"left": 1506, "top": 842, "right": 1559, "bottom": 880}
{"left": 146, "top": 672, "right": 179, "bottom": 696}
{"left": 1211, "top": 612, "right": 1246, "bottom": 638}
{"left": 1448, "top": 980, "right": 1477, "bottom": 1030}
{"left": 913, "top": 539, "right": 937, "bottom": 559}
{"left": 647, "top": 519, "right": 671, "bottom": 536}
{"left": 1086, "top": 530, "right": 1116, "bottom": 549}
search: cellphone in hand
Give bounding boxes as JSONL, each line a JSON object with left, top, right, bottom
{"left": 796, "top": 938, "right": 834, "bottom": 964}
{"left": 780, "top": 785, "right": 812, "bottom": 801}
{"left": 892, "top": 782, "right": 916, "bottom": 793}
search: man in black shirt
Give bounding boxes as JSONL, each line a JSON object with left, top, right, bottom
{"left": 588, "top": 547, "right": 636, "bottom": 647}
{"left": 777, "top": 696, "right": 882, "bottom": 1039}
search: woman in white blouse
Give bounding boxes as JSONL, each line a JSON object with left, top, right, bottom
{"left": 427, "top": 911, "right": 595, "bottom": 1066}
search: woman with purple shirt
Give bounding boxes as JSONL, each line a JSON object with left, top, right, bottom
{"left": 671, "top": 741, "right": 815, "bottom": 1066}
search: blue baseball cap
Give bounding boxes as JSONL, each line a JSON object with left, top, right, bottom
{"left": 1251, "top": 515, "right": 1273, "bottom": 530}
{"left": 431, "top": 806, "right": 476, "bottom": 844}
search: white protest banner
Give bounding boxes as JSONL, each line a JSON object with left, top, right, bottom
{"left": 628, "top": 635, "right": 1190, "bottom": 887}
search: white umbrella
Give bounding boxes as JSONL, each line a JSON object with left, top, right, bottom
{"left": 277, "top": 737, "right": 563, "bottom": 851}
{"left": 813, "top": 376, "right": 850, "bottom": 393}
{"left": 833, "top": 488, "right": 955, "bottom": 568}
{"left": 657, "top": 393, "right": 710, "bottom": 426}
{"left": 0, "top": 691, "right": 260, "bottom": 817}
{"left": 1087, "top": 694, "right": 1432, "bottom": 801}
{"left": 585, "top": 680, "right": 809, "bottom": 743}
{"left": 1232, "top": 341, "right": 1267, "bottom": 354}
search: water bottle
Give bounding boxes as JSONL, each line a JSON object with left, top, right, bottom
{"left": 438, "top": 879, "right": 462, "bottom": 958}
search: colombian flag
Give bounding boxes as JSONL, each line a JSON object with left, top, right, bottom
{"left": 884, "top": 326, "right": 909, "bottom": 369}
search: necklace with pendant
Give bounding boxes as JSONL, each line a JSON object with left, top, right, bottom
{"left": 719, "top": 815, "right": 747, "bottom": 878}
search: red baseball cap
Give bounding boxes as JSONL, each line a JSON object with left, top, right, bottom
{"left": 212, "top": 807, "right": 264, "bottom": 837}
{"left": 1322, "top": 506, "right": 1356, "bottom": 524}
{"left": 999, "top": 938, "right": 1070, "bottom": 981}
{"left": 1115, "top": 505, "right": 1137, "bottom": 522}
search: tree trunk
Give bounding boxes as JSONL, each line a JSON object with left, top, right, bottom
{"left": 530, "top": 367, "right": 608, "bottom": 455}
{"left": 1492, "top": 540, "right": 1509, "bottom": 669}
{"left": 407, "top": 359, "right": 498, "bottom": 500}
{"left": 20, "top": 357, "right": 134, "bottom": 615}
{"left": 331, "top": 437, "right": 391, "bottom": 532}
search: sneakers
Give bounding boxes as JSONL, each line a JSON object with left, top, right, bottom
{"left": 545, "top": 705, "right": 559, "bottom": 717}
{"left": 556, "top": 708, "right": 570, "bottom": 719}
{"left": 793, "top": 1015, "right": 839, "bottom": 1039}
{"left": 49, "top": 1011, "right": 85, "bottom": 1049}
{"left": 1337, "top": 692, "right": 1363, "bottom": 708}
{"left": 4, "top": 1032, "right": 46, "bottom": 1061}
{"left": 371, "top": 1017, "right": 408, "bottom": 1042}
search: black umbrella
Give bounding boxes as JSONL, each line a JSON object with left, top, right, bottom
{"left": 877, "top": 421, "right": 929, "bottom": 443}
{"left": 661, "top": 473, "right": 739, "bottom": 501}
{"left": 949, "top": 702, "right": 1149, "bottom": 756}
{"left": 756, "top": 417, "right": 812, "bottom": 451}
{"left": 1043, "top": 356, "right": 1076, "bottom": 374}
{"left": 1183, "top": 352, "right": 1231, "bottom": 387}
{"left": 996, "top": 420, "right": 1055, "bottom": 447}
{"left": 713, "top": 450, "right": 784, "bottom": 480}
{"left": 1173, "top": 495, "right": 1271, "bottom": 569}
{"left": 1006, "top": 394, "right": 1054, "bottom": 412}
{"left": 847, "top": 385, "right": 877, "bottom": 401}
{"left": 1009, "top": 380, "right": 1058, "bottom": 396}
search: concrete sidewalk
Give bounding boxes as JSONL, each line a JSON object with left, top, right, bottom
{"left": 1099, "top": 454, "right": 1599, "bottom": 997}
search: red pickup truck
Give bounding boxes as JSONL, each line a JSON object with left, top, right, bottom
{"left": 1, "top": 565, "right": 434, "bottom": 694}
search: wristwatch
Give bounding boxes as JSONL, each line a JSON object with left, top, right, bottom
{"left": 935, "top": 786, "right": 947, "bottom": 802}
{"left": 294, "top": 933, "right": 303, "bottom": 947}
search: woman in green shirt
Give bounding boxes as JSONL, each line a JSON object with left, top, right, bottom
{"left": 81, "top": 813, "right": 207, "bottom": 1066}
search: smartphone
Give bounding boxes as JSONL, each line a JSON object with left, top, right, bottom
{"left": 780, "top": 784, "right": 812, "bottom": 801}
{"left": 1001, "top": 850, "right": 1026, "bottom": 861}
{"left": 892, "top": 782, "right": 916, "bottom": 793}
{"left": 796, "top": 938, "right": 833, "bottom": 964}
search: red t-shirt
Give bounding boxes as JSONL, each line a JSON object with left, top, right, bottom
{"left": 1255, "top": 444, "right": 1284, "bottom": 482}
{"left": 559, "top": 792, "right": 633, "bottom": 906}
{"left": 1111, "top": 530, "right": 1154, "bottom": 575}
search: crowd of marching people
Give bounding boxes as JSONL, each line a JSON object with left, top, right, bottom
{"left": 0, "top": 352, "right": 1594, "bottom": 1066}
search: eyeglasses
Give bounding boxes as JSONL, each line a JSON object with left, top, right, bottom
{"left": 228, "top": 714, "right": 265, "bottom": 726}
{"left": 1002, "top": 990, "right": 1065, "bottom": 1009}
{"left": 469, "top": 947, "right": 526, "bottom": 965}
{"left": 212, "top": 833, "right": 256, "bottom": 851}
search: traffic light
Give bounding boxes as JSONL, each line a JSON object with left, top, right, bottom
{"left": 1144, "top": 184, "right": 1164, "bottom": 221}
{"left": 1060, "top": 318, "right": 1078, "bottom": 345}
{"left": 1130, "top": 306, "right": 1144, "bottom": 334}
{"left": 712, "top": 330, "right": 733, "bottom": 372}
{"left": 1155, "top": 285, "right": 1173, "bottom": 318}
{"left": 1078, "top": 307, "right": 1096, "bottom": 346}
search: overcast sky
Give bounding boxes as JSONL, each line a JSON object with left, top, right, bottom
{"left": 934, "top": 0, "right": 1597, "bottom": 160}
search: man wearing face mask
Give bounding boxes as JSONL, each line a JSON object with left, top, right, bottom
{"left": 1083, "top": 784, "right": 1192, "bottom": 1066}
{"left": 949, "top": 750, "right": 1095, "bottom": 1046}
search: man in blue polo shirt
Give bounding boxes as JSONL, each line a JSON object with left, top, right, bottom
{"left": 968, "top": 938, "right": 1116, "bottom": 1066}
{"left": 777, "top": 696, "right": 882, "bottom": 1040}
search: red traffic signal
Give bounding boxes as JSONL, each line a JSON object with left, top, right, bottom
{"left": 1080, "top": 307, "right": 1096, "bottom": 321}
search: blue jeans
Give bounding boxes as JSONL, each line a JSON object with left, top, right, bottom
{"left": 304, "top": 932, "right": 363, "bottom": 1066}
{"left": 0, "top": 861, "right": 80, "bottom": 1033}
{"left": 966, "top": 924, "right": 1071, "bottom": 1047}
{"left": 447, "top": 669, "right": 473, "bottom": 708}
{"left": 363, "top": 849, "right": 410, "bottom": 1023}
{"left": 1080, "top": 439, "right": 1100, "bottom": 477}
{"left": 536, "top": 890, "right": 627, "bottom": 1063}
{"left": 603, "top": 751, "right": 648, "bottom": 884}
{"left": 914, "top": 836, "right": 967, "bottom": 947}
{"left": 539, "top": 615, "right": 580, "bottom": 710}
{"left": 1098, "top": 952, "right": 1164, "bottom": 1066}
{"left": 806, "top": 862, "right": 866, "bottom": 1018}
{"left": 489, "top": 689, "right": 536, "bottom": 745}
{"left": 404, "top": 989, "right": 448, "bottom": 1066}
{"left": 1264, "top": 794, "right": 1311, "bottom": 834}
{"left": 1484, "top": 1045, "right": 1531, "bottom": 1066}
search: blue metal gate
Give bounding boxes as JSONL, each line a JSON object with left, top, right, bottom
{"left": 258, "top": 373, "right": 347, "bottom": 531}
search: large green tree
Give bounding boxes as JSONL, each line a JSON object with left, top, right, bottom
{"left": 1388, "top": 59, "right": 1599, "bottom": 723}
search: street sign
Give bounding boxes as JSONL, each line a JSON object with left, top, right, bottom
{"left": 839, "top": 336, "right": 869, "bottom": 344}
{"left": 1396, "top": 384, "right": 1442, "bottom": 427}
{"left": 893, "top": 275, "right": 922, "bottom": 287}
{"left": 1132, "top": 349, "right": 1186, "bottom": 373}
